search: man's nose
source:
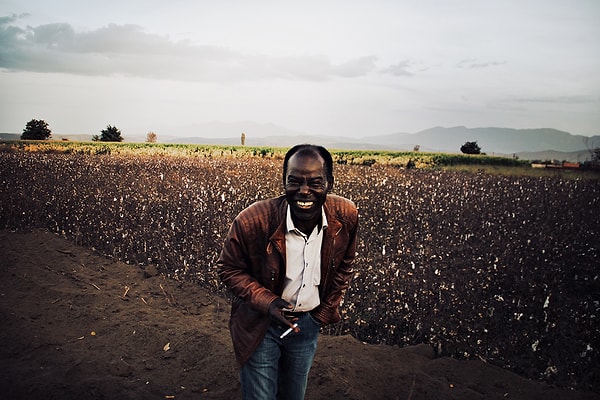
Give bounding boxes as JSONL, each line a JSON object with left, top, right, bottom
{"left": 299, "top": 181, "right": 310, "bottom": 193}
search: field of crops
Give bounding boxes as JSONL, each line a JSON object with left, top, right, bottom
{"left": 1, "top": 147, "right": 598, "bottom": 393}
{"left": 1, "top": 139, "right": 534, "bottom": 169}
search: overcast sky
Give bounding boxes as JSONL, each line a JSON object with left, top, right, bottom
{"left": 1, "top": 0, "right": 599, "bottom": 139}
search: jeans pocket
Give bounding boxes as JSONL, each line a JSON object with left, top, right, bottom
{"left": 307, "top": 312, "right": 322, "bottom": 327}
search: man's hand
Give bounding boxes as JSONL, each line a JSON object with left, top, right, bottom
{"left": 268, "top": 298, "right": 300, "bottom": 333}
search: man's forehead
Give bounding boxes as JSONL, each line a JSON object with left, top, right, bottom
{"left": 289, "top": 150, "right": 324, "bottom": 163}
{"left": 287, "top": 154, "right": 326, "bottom": 174}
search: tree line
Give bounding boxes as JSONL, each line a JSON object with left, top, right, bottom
{"left": 21, "top": 118, "right": 126, "bottom": 142}
{"left": 17, "top": 119, "right": 600, "bottom": 166}
{"left": 19, "top": 118, "right": 160, "bottom": 143}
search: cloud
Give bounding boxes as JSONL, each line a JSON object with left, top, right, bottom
{"left": 456, "top": 59, "right": 506, "bottom": 69}
{"left": 380, "top": 60, "right": 414, "bottom": 77}
{"left": 0, "top": 15, "right": 376, "bottom": 82}
{"left": 332, "top": 56, "right": 378, "bottom": 77}
{"left": 513, "top": 95, "right": 599, "bottom": 104}
{"left": 0, "top": 13, "right": 29, "bottom": 25}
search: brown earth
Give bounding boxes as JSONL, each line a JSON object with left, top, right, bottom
{"left": 1, "top": 229, "right": 598, "bottom": 400}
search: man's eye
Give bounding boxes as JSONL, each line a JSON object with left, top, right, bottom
{"left": 286, "top": 179, "right": 325, "bottom": 189}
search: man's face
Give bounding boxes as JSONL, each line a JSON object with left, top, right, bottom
{"left": 284, "top": 152, "right": 332, "bottom": 225}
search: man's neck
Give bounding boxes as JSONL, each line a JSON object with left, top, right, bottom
{"left": 293, "top": 218, "right": 320, "bottom": 236}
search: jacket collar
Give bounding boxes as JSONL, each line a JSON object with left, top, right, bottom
{"left": 285, "top": 205, "right": 328, "bottom": 235}
{"left": 269, "top": 196, "right": 341, "bottom": 255}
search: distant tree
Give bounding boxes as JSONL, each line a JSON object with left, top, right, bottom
{"left": 592, "top": 148, "right": 600, "bottom": 169}
{"left": 583, "top": 137, "right": 600, "bottom": 169}
{"left": 21, "top": 119, "right": 52, "bottom": 140}
{"left": 241, "top": 132, "right": 246, "bottom": 146}
{"left": 461, "top": 141, "right": 481, "bottom": 155}
{"left": 99, "top": 125, "right": 123, "bottom": 142}
{"left": 413, "top": 145, "right": 420, "bottom": 152}
{"left": 146, "top": 131, "right": 157, "bottom": 143}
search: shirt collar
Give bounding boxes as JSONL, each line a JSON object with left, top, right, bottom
{"left": 286, "top": 205, "right": 328, "bottom": 234}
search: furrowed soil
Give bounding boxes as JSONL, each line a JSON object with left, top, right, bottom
{"left": 1, "top": 229, "right": 598, "bottom": 400}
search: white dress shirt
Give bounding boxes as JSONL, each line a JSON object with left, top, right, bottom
{"left": 282, "top": 205, "right": 327, "bottom": 312}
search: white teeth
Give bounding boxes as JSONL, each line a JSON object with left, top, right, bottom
{"left": 297, "top": 201, "right": 314, "bottom": 207}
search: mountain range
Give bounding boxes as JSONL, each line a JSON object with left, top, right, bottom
{"left": 3, "top": 125, "right": 598, "bottom": 162}
{"left": 163, "top": 125, "right": 599, "bottom": 162}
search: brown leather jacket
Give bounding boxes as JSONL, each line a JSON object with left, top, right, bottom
{"left": 217, "top": 194, "right": 359, "bottom": 367}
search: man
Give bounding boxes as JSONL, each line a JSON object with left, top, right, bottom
{"left": 217, "top": 144, "right": 359, "bottom": 399}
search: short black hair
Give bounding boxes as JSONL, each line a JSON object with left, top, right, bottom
{"left": 282, "top": 144, "right": 334, "bottom": 186}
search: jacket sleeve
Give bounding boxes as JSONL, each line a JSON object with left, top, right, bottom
{"left": 217, "top": 215, "right": 278, "bottom": 315}
{"left": 313, "top": 204, "right": 359, "bottom": 325}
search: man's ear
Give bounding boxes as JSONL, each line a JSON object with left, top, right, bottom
{"left": 327, "top": 177, "right": 334, "bottom": 193}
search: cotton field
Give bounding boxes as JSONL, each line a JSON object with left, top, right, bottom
{"left": 1, "top": 152, "right": 598, "bottom": 392}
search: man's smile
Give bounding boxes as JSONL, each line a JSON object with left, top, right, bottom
{"left": 296, "top": 200, "right": 314, "bottom": 209}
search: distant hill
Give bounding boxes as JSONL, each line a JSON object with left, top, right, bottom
{"left": 171, "top": 127, "right": 599, "bottom": 162}
{"left": 358, "top": 127, "right": 600, "bottom": 162}
{"left": 0, "top": 134, "right": 21, "bottom": 141}
{"left": 3, "top": 125, "right": 598, "bottom": 162}
{"left": 365, "top": 126, "right": 600, "bottom": 154}
{"left": 514, "top": 149, "right": 594, "bottom": 163}
{"left": 0, "top": 133, "right": 92, "bottom": 141}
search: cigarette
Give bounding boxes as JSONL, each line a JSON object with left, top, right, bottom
{"left": 279, "top": 323, "right": 298, "bottom": 339}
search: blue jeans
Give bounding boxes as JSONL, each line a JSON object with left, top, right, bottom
{"left": 240, "top": 313, "right": 321, "bottom": 400}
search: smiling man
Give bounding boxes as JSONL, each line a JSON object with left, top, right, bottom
{"left": 218, "top": 144, "right": 359, "bottom": 400}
